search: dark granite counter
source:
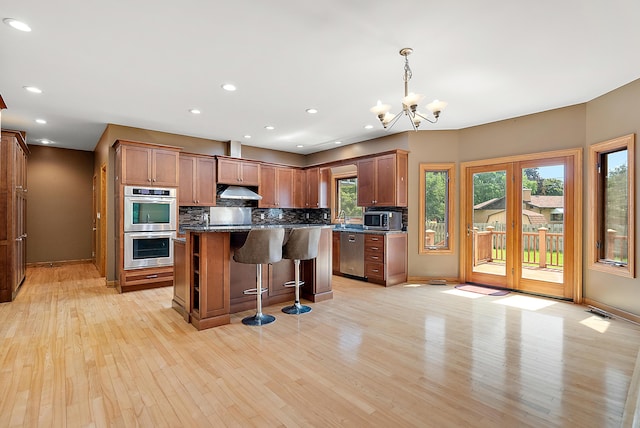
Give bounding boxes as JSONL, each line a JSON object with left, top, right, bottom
{"left": 183, "top": 224, "right": 333, "bottom": 233}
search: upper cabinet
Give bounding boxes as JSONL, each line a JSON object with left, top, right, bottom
{"left": 293, "top": 168, "right": 307, "bottom": 208}
{"left": 115, "top": 141, "right": 180, "bottom": 187}
{"left": 179, "top": 154, "right": 216, "bottom": 206}
{"left": 259, "top": 165, "right": 294, "bottom": 208}
{"left": 217, "top": 157, "right": 260, "bottom": 186}
{"left": 357, "top": 151, "right": 408, "bottom": 207}
{"left": 306, "top": 167, "right": 330, "bottom": 208}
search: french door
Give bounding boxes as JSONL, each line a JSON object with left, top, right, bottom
{"left": 462, "top": 149, "right": 582, "bottom": 301}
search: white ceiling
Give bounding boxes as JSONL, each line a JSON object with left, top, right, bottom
{"left": 1, "top": 1, "right": 639, "bottom": 154}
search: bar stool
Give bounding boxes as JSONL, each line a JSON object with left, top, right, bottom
{"left": 233, "top": 228, "right": 285, "bottom": 326}
{"left": 281, "top": 227, "right": 322, "bottom": 315}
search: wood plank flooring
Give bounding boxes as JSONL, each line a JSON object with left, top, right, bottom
{"left": 1, "top": 263, "right": 639, "bottom": 427}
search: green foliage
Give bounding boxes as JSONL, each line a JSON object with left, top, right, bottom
{"left": 424, "top": 171, "right": 447, "bottom": 222}
{"left": 540, "top": 178, "right": 564, "bottom": 195}
{"left": 473, "top": 171, "right": 506, "bottom": 204}
{"left": 337, "top": 178, "right": 362, "bottom": 218}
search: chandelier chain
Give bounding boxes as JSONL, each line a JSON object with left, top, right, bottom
{"left": 403, "top": 56, "right": 412, "bottom": 83}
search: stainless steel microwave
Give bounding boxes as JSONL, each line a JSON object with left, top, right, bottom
{"left": 363, "top": 211, "right": 402, "bottom": 230}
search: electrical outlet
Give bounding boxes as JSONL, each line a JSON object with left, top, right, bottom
{"left": 260, "top": 213, "right": 265, "bottom": 220}
{"left": 323, "top": 213, "right": 328, "bottom": 219}
{"left": 305, "top": 213, "right": 310, "bottom": 219}
{"left": 278, "top": 213, "right": 283, "bottom": 219}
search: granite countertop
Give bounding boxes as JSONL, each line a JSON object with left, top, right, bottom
{"left": 182, "top": 224, "right": 333, "bottom": 233}
{"left": 332, "top": 225, "right": 407, "bottom": 235}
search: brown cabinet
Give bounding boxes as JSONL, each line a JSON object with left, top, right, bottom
{"left": 172, "top": 239, "right": 189, "bottom": 321}
{"left": 217, "top": 157, "right": 260, "bottom": 186}
{"left": 364, "top": 233, "right": 407, "bottom": 286}
{"left": 332, "top": 231, "right": 341, "bottom": 275}
{"left": 259, "top": 165, "right": 294, "bottom": 208}
{"left": 189, "top": 232, "right": 231, "bottom": 330}
{"left": 357, "top": 151, "right": 408, "bottom": 207}
{"left": 179, "top": 154, "right": 216, "bottom": 206}
{"left": 302, "top": 227, "right": 333, "bottom": 301}
{"left": 0, "top": 130, "right": 28, "bottom": 302}
{"left": 293, "top": 168, "right": 307, "bottom": 208}
{"left": 306, "top": 167, "right": 330, "bottom": 208}
{"left": 118, "top": 266, "right": 174, "bottom": 292}
{"left": 116, "top": 141, "right": 180, "bottom": 187}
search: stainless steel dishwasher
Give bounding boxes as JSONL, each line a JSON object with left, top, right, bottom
{"left": 340, "top": 231, "right": 364, "bottom": 277}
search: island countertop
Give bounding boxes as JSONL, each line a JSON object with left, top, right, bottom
{"left": 182, "top": 223, "right": 333, "bottom": 233}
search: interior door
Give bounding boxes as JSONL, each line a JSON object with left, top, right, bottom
{"left": 463, "top": 152, "right": 578, "bottom": 300}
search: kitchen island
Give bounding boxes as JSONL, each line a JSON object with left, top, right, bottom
{"left": 173, "top": 225, "right": 333, "bottom": 330}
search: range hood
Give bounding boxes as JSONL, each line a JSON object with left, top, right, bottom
{"left": 218, "top": 140, "right": 262, "bottom": 200}
{"left": 218, "top": 185, "right": 262, "bottom": 200}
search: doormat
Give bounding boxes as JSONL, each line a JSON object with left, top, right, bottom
{"left": 454, "top": 284, "right": 509, "bottom": 296}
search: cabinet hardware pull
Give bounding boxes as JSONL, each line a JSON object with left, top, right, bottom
{"left": 371, "top": 246, "right": 379, "bottom": 250}
{"left": 146, "top": 274, "right": 159, "bottom": 279}
{"left": 372, "top": 269, "right": 379, "bottom": 273}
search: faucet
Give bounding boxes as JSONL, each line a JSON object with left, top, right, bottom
{"left": 338, "top": 210, "right": 347, "bottom": 228}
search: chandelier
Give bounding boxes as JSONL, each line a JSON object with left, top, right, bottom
{"left": 370, "top": 48, "right": 447, "bottom": 130}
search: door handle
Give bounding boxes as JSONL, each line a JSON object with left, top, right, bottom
{"left": 467, "top": 224, "right": 471, "bottom": 237}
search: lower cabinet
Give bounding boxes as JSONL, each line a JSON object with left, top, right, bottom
{"left": 177, "top": 228, "right": 333, "bottom": 330}
{"left": 172, "top": 238, "right": 189, "bottom": 321}
{"left": 364, "top": 233, "right": 407, "bottom": 286}
{"left": 119, "top": 266, "right": 174, "bottom": 293}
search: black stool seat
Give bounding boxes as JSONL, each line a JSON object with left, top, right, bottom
{"left": 281, "top": 227, "right": 322, "bottom": 315}
{"left": 233, "top": 228, "right": 284, "bottom": 326}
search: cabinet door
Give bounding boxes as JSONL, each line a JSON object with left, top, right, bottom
{"left": 277, "top": 167, "right": 294, "bottom": 208}
{"left": 259, "top": 165, "right": 277, "bottom": 208}
{"left": 152, "top": 148, "right": 179, "bottom": 187}
{"left": 240, "top": 162, "right": 260, "bottom": 186}
{"left": 293, "top": 169, "right": 307, "bottom": 208}
{"left": 122, "top": 145, "right": 152, "bottom": 185}
{"left": 179, "top": 155, "right": 196, "bottom": 205}
{"left": 318, "top": 168, "right": 330, "bottom": 209}
{"left": 357, "top": 158, "right": 376, "bottom": 206}
{"left": 374, "top": 154, "right": 397, "bottom": 206}
{"left": 306, "top": 167, "right": 319, "bottom": 208}
{"left": 217, "top": 159, "right": 241, "bottom": 184}
{"left": 268, "top": 259, "right": 296, "bottom": 297}
{"left": 195, "top": 157, "right": 217, "bottom": 206}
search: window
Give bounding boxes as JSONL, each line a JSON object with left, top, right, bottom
{"left": 420, "top": 163, "right": 455, "bottom": 254}
{"left": 333, "top": 174, "right": 363, "bottom": 223}
{"left": 588, "top": 134, "right": 635, "bottom": 278}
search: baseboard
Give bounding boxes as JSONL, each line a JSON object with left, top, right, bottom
{"left": 407, "top": 276, "right": 460, "bottom": 284}
{"left": 27, "top": 259, "right": 94, "bottom": 268}
{"left": 106, "top": 280, "right": 118, "bottom": 288}
{"left": 582, "top": 298, "right": 640, "bottom": 326}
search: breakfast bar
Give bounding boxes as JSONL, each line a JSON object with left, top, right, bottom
{"left": 172, "top": 225, "right": 333, "bottom": 330}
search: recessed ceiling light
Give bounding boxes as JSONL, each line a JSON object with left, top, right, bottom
{"left": 189, "top": 109, "right": 201, "bottom": 114}
{"left": 40, "top": 139, "right": 52, "bottom": 145}
{"left": 35, "top": 119, "right": 47, "bottom": 124}
{"left": 3, "top": 18, "right": 31, "bottom": 32}
{"left": 23, "top": 86, "right": 42, "bottom": 94}
{"left": 264, "top": 125, "right": 275, "bottom": 130}
{"left": 296, "top": 144, "right": 304, "bottom": 148}
{"left": 306, "top": 108, "right": 318, "bottom": 114}
{"left": 244, "top": 135, "right": 251, "bottom": 139}
{"left": 221, "top": 83, "right": 236, "bottom": 92}
{"left": 334, "top": 141, "right": 342, "bottom": 145}
{"left": 364, "top": 124, "right": 374, "bottom": 129}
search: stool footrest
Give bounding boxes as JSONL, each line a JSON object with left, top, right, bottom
{"left": 283, "top": 280, "right": 305, "bottom": 288}
{"left": 243, "top": 287, "right": 268, "bottom": 295}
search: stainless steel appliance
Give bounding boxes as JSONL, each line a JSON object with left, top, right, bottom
{"left": 124, "top": 186, "right": 177, "bottom": 232}
{"left": 123, "top": 186, "right": 177, "bottom": 269}
{"left": 340, "top": 232, "right": 364, "bottom": 277}
{"left": 124, "top": 231, "right": 176, "bottom": 269}
{"left": 363, "top": 211, "right": 402, "bottom": 231}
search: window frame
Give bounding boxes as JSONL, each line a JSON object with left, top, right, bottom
{"left": 331, "top": 172, "right": 363, "bottom": 224}
{"left": 419, "top": 163, "right": 455, "bottom": 255}
{"left": 588, "top": 134, "right": 635, "bottom": 278}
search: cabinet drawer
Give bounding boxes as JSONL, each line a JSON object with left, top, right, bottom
{"left": 364, "top": 235, "right": 385, "bottom": 253}
{"left": 365, "top": 252, "right": 383, "bottom": 263}
{"left": 365, "top": 262, "right": 385, "bottom": 280}
{"left": 122, "top": 267, "right": 174, "bottom": 287}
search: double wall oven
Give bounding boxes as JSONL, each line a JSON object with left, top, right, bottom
{"left": 123, "top": 186, "right": 176, "bottom": 270}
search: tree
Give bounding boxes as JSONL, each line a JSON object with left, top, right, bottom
{"left": 424, "top": 170, "right": 447, "bottom": 222}
{"left": 540, "top": 178, "right": 564, "bottom": 196}
{"left": 473, "top": 171, "right": 506, "bottom": 204}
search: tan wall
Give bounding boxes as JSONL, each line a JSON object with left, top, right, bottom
{"left": 584, "top": 78, "right": 640, "bottom": 315}
{"left": 27, "top": 145, "right": 94, "bottom": 263}
{"left": 306, "top": 133, "right": 409, "bottom": 166}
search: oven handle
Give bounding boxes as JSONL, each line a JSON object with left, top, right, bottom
{"left": 126, "top": 232, "right": 175, "bottom": 239}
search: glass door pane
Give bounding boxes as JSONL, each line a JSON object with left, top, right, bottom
{"left": 472, "top": 170, "right": 507, "bottom": 278}
{"left": 520, "top": 165, "right": 564, "bottom": 284}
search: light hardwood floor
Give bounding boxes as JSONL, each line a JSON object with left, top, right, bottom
{"left": 1, "top": 263, "right": 639, "bottom": 427}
